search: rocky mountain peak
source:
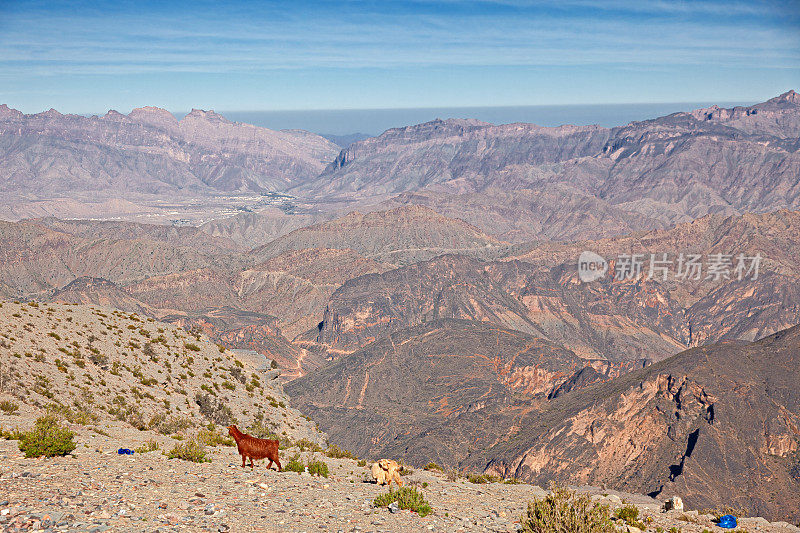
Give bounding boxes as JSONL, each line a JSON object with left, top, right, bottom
{"left": 182, "top": 108, "right": 232, "bottom": 124}
{"left": 100, "top": 109, "right": 130, "bottom": 122}
{"left": 39, "top": 108, "right": 63, "bottom": 118}
{"left": 772, "top": 89, "right": 799, "bottom": 103}
{"left": 128, "top": 106, "right": 179, "bottom": 130}
{"left": 0, "top": 104, "right": 23, "bottom": 120}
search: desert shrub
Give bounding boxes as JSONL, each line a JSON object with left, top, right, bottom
{"left": 373, "top": 487, "right": 432, "bottom": 517}
{"left": 46, "top": 402, "right": 98, "bottom": 425}
{"left": 135, "top": 439, "right": 160, "bottom": 453}
{"left": 197, "top": 424, "right": 235, "bottom": 447}
{"left": 109, "top": 404, "right": 147, "bottom": 430}
{"left": 18, "top": 415, "right": 77, "bottom": 458}
{"left": 357, "top": 459, "right": 367, "bottom": 467}
{"left": 615, "top": 505, "right": 646, "bottom": 529}
{"left": 307, "top": 459, "right": 330, "bottom": 477}
{"left": 1, "top": 426, "right": 25, "bottom": 440}
{"left": 424, "top": 462, "right": 443, "bottom": 472}
{"left": 195, "top": 393, "right": 236, "bottom": 426}
{"left": 284, "top": 455, "right": 305, "bottom": 473}
{"left": 228, "top": 365, "right": 245, "bottom": 383}
{"left": 148, "top": 413, "right": 193, "bottom": 435}
{"left": 0, "top": 400, "right": 19, "bottom": 415}
{"left": 166, "top": 436, "right": 208, "bottom": 462}
{"left": 520, "top": 485, "right": 614, "bottom": 533}
{"left": 184, "top": 343, "right": 201, "bottom": 352}
{"left": 446, "top": 469, "right": 460, "bottom": 482}
{"left": 325, "top": 444, "right": 357, "bottom": 460}
{"left": 469, "top": 473, "right": 501, "bottom": 483}
{"left": 294, "top": 438, "right": 323, "bottom": 452}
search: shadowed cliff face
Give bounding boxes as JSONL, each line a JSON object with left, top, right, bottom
{"left": 470, "top": 325, "right": 800, "bottom": 523}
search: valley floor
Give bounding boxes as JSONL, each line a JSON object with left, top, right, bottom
{"left": 1, "top": 422, "right": 799, "bottom": 533}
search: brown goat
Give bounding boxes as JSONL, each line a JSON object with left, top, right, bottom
{"left": 227, "top": 425, "right": 282, "bottom": 471}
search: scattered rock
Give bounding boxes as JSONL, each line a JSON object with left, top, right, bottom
{"left": 663, "top": 496, "right": 684, "bottom": 512}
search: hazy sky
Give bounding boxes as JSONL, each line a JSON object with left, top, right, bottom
{"left": 1, "top": 0, "right": 799, "bottom": 114}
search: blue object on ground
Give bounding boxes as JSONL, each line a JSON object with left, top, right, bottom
{"left": 718, "top": 515, "right": 737, "bottom": 529}
{"left": 117, "top": 448, "right": 134, "bottom": 455}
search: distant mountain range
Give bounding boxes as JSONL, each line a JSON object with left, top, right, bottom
{"left": 301, "top": 90, "right": 800, "bottom": 241}
{"left": 3, "top": 91, "right": 799, "bottom": 241}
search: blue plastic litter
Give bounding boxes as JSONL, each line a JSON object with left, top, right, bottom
{"left": 718, "top": 515, "right": 737, "bottom": 529}
{"left": 117, "top": 448, "right": 134, "bottom": 455}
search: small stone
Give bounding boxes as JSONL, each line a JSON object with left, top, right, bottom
{"left": 388, "top": 502, "right": 400, "bottom": 514}
{"left": 626, "top": 526, "right": 642, "bottom": 533}
{"left": 217, "top": 525, "right": 230, "bottom": 532}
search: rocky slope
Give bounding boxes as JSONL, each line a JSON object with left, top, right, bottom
{"left": 469, "top": 325, "right": 800, "bottom": 523}
{"left": 249, "top": 205, "right": 509, "bottom": 265}
{"left": 0, "top": 301, "right": 324, "bottom": 445}
{"left": 287, "top": 319, "right": 644, "bottom": 466}
{"left": 287, "top": 323, "right": 800, "bottom": 522}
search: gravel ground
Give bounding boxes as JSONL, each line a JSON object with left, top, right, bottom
{"left": 1, "top": 424, "right": 799, "bottom": 533}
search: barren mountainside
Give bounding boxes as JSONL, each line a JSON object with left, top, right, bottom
{"left": 472, "top": 326, "right": 800, "bottom": 522}
{"left": 301, "top": 91, "right": 800, "bottom": 242}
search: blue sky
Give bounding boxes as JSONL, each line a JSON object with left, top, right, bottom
{"left": 1, "top": 0, "right": 799, "bottom": 114}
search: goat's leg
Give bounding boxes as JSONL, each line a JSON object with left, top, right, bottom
{"left": 266, "top": 459, "right": 274, "bottom": 471}
{"left": 275, "top": 458, "right": 282, "bottom": 472}
{"left": 241, "top": 454, "right": 246, "bottom": 468}
{"left": 249, "top": 457, "right": 254, "bottom": 469}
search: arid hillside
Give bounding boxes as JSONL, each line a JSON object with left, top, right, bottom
{"left": 0, "top": 300, "right": 324, "bottom": 444}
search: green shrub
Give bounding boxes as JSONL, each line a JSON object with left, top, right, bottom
{"left": 468, "top": 474, "right": 489, "bottom": 484}
{"left": 184, "top": 343, "right": 201, "bottom": 352}
{"left": 307, "top": 459, "right": 330, "bottom": 477}
{"left": 520, "top": 486, "right": 614, "bottom": 533}
{"left": 294, "top": 438, "right": 322, "bottom": 452}
{"left": 166, "top": 437, "right": 208, "bottom": 462}
{"left": 0, "top": 400, "right": 19, "bottom": 415}
{"left": 18, "top": 415, "right": 77, "bottom": 458}
{"left": 148, "top": 413, "right": 192, "bottom": 435}
{"left": 284, "top": 455, "right": 305, "bottom": 473}
{"left": 615, "top": 505, "right": 646, "bottom": 529}
{"left": 135, "top": 439, "right": 160, "bottom": 453}
{"left": 197, "top": 425, "right": 235, "bottom": 447}
{"left": 424, "top": 462, "right": 443, "bottom": 472}
{"left": 46, "top": 402, "right": 98, "bottom": 425}
{"left": 325, "top": 444, "right": 357, "bottom": 459}
{"left": 1, "top": 426, "right": 24, "bottom": 440}
{"left": 373, "top": 487, "right": 432, "bottom": 517}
